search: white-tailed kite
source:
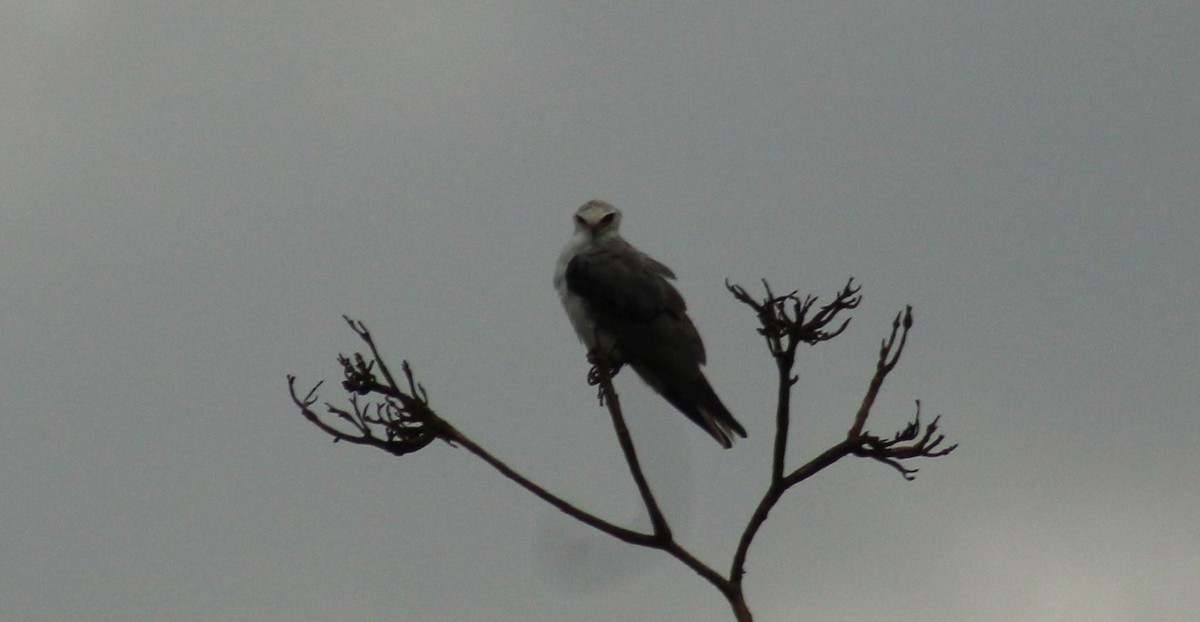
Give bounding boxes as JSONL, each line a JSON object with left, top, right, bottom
{"left": 554, "top": 200, "right": 747, "bottom": 448}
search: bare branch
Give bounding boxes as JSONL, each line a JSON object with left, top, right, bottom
{"left": 724, "top": 283, "right": 954, "bottom": 600}
{"left": 588, "top": 357, "right": 672, "bottom": 538}
{"left": 850, "top": 402, "right": 959, "bottom": 480}
{"left": 726, "top": 278, "right": 864, "bottom": 485}
{"left": 848, "top": 305, "right": 911, "bottom": 438}
{"left": 291, "top": 319, "right": 656, "bottom": 545}
{"left": 434, "top": 416, "right": 656, "bottom": 546}
{"left": 586, "top": 357, "right": 741, "bottom": 595}
{"left": 731, "top": 438, "right": 851, "bottom": 583}
{"left": 291, "top": 277, "right": 954, "bottom": 622}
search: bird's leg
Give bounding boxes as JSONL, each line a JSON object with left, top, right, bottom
{"left": 586, "top": 348, "right": 623, "bottom": 403}
{"left": 586, "top": 348, "right": 623, "bottom": 382}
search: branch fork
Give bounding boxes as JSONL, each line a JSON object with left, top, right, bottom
{"left": 289, "top": 280, "right": 956, "bottom": 622}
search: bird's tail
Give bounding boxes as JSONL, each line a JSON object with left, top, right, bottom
{"left": 632, "top": 363, "right": 747, "bottom": 448}
{"left": 692, "top": 380, "right": 747, "bottom": 449}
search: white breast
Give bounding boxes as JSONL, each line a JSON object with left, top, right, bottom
{"left": 554, "top": 235, "right": 599, "bottom": 349}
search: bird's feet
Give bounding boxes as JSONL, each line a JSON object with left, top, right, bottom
{"left": 586, "top": 349, "right": 622, "bottom": 391}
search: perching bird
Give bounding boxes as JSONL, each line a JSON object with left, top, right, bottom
{"left": 554, "top": 200, "right": 747, "bottom": 447}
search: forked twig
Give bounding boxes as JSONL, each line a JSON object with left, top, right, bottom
{"left": 289, "top": 278, "right": 955, "bottom": 622}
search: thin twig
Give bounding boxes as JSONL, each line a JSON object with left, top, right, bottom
{"left": 592, "top": 361, "right": 735, "bottom": 597}
{"left": 848, "top": 306, "right": 912, "bottom": 438}
{"left": 593, "top": 361, "right": 672, "bottom": 538}
{"left": 437, "top": 418, "right": 657, "bottom": 546}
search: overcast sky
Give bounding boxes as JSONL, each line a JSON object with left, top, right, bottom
{"left": 3, "top": 2, "right": 1197, "bottom": 621}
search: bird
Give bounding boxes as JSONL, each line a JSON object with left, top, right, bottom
{"left": 554, "top": 199, "right": 747, "bottom": 448}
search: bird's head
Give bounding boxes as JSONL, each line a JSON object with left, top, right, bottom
{"left": 573, "top": 200, "right": 622, "bottom": 239}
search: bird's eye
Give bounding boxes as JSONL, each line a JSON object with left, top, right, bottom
{"left": 575, "top": 214, "right": 587, "bottom": 226}
{"left": 599, "top": 213, "right": 615, "bottom": 225}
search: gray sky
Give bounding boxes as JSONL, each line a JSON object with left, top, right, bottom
{"left": 3, "top": 2, "right": 1197, "bottom": 620}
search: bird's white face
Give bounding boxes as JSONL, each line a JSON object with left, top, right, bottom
{"left": 573, "top": 200, "right": 622, "bottom": 238}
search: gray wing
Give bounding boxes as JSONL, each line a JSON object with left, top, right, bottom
{"left": 564, "top": 241, "right": 706, "bottom": 364}
{"left": 565, "top": 240, "right": 746, "bottom": 446}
